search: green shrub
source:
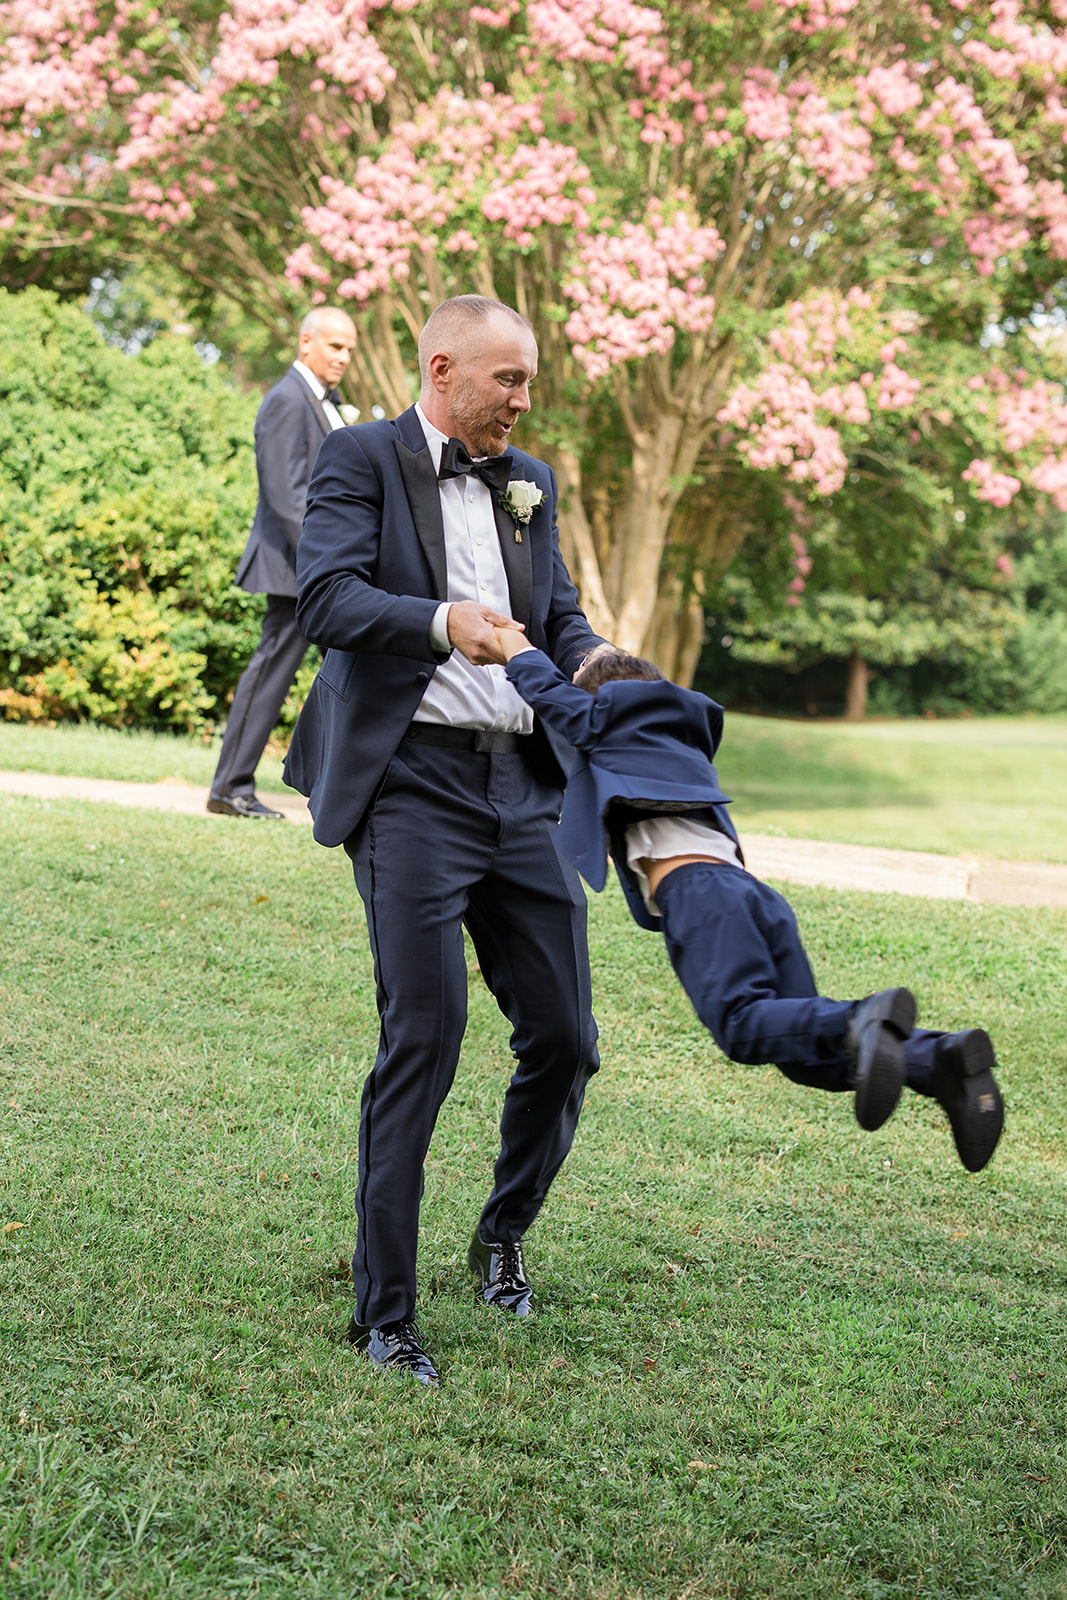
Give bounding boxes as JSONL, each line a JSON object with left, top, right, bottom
{"left": 0, "top": 287, "right": 266, "bottom": 731}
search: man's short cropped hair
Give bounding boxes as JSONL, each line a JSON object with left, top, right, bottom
{"left": 418, "top": 295, "right": 532, "bottom": 381}
{"left": 573, "top": 646, "right": 666, "bottom": 695}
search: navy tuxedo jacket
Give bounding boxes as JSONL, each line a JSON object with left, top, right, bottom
{"left": 235, "top": 366, "right": 335, "bottom": 598}
{"left": 284, "top": 406, "right": 602, "bottom": 847}
{"left": 505, "top": 649, "right": 741, "bottom": 932}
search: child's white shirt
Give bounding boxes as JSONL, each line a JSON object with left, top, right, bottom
{"left": 624, "top": 816, "right": 743, "bottom": 916}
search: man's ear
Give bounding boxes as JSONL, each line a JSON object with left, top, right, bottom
{"left": 428, "top": 352, "right": 452, "bottom": 393}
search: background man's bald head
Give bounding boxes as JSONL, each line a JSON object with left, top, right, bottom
{"left": 297, "top": 307, "right": 357, "bottom": 387}
{"left": 300, "top": 307, "right": 356, "bottom": 339}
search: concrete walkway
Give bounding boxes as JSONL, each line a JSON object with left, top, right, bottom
{"left": 3, "top": 767, "right": 1066, "bottom": 910}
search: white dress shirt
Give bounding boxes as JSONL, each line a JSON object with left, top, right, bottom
{"left": 412, "top": 404, "right": 533, "bottom": 733}
{"left": 625, "top": 816, "right": 743, "bottom": 916}
{"left": 293, "top": 361, "right": 347, "bottom": 431}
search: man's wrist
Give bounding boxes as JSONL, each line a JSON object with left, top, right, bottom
{"left": 430, "top": 602, "right": 453, "bottom": 654}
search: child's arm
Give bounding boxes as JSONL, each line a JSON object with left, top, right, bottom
{"left": 494, "top": 627, "right": 537, "bottom": 662}
{"left": 495, "top": 632, "right": 606, "bottom": 750}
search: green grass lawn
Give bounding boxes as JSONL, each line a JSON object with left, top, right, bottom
{"left": 2, "top": 711, "right": 1065, "bottom": 861}
{"left": 719, "top": 713, "right": 1067, "bottom": 863}
{"left": 2, "top": 795, "right": 1065, "bottom": 1599}
{"left": 0, "top": 719, "right": 289, "bottom": 795}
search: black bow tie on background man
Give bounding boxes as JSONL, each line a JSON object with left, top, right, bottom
{"left": 325, "top": 388, "right": 344, "bottom": 408}
{"left": 438, "top": 437, "right": 513, "bottom": 494}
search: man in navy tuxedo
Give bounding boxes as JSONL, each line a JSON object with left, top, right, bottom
{"left": 494, "top": 635, "right": 1005, "bottom": 1178}
{"left": 284, "top": 296, "right": 604, "bottom": 1385}
{"left": 208, "top": 308, "right": 357, "bottom": 819}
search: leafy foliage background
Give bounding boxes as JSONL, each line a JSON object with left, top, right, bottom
{"left": 0, "top": 287, "right": 269, "bottom": 732}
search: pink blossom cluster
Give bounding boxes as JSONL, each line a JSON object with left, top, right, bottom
{"left": 288, "top": 90, "right": 504, "bottom": 299}
{"left": 481, "top": 139, "right": 596, "bottom": 247}
{"left": 769, "top": 293, "right": 853, "bottom": 370}
{"left": 766, "top": 0, "right": 859, "bottom": 38}
{"left": 0, "top": 0, "right": 136, "bottom": 123}
{"left": 718, "top": 290, "right": 932, "bottom": 494}
{"left": 767, "top": 289, "right": 870, "bottom": 372}
{"left": 0, "top": 0, "right": 394, "bottom": 189}
{"left": 718, "top": 367, "right": 852, "bottom": 493}
{"left": 961, "top": 216, "right": 1031, "bottom": 274}
{"left": 287, "top": 90, "right": 598, "bottom": 297}
{"left": 961, "top": 458, "right": 1022, "bottom": 507}
{"left": 116, "top": 0, "right": 393, "bottom": 175}
{"left": 894, "top": 69, "right": 1067, "bottom": 273}
{"left": 526, "top": 0, "right": 669, "bottom": 88}
{"left": 791, "top": 85, "right": 873, "bottom": 187}
{"left": 876, "top": 361, "right": 922, "bottom": 410}
{"left": 996, "top": 378, "right": 1067, "bottom": 453}
{"left": 469, "top": 0, "right": 521, "bottom": 26}
{"left": 854, "top": 62, "right": 923, "bottom": 123}
{"left": 564, "top": 201, "right": 723, "bottom": 380}
{"left": 741, "top": 70, "right": 872, "bottom": 188}
{"left": 1029, "top": 453, "right": 1067, "bottom": 507}
{"left": 963, "top": 0, "right": 1067, "bottom": 80}
{"left": 990, "top": 376, "right": 1067, "bottom": 507}
{"left": 741, "top": 71, "right": 792, "bottom": 143}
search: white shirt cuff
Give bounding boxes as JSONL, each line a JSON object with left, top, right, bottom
{"left": 430, "top": 602, "right": 453, "bottom": 654}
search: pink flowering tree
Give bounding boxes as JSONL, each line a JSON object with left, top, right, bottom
{"left": 699, "top": 288, "right": 1067, "bottom": 711}
{"left": 4, "top": 0, "right": 1067, "bottom": 682}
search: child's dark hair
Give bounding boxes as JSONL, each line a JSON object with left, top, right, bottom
{"left": 573, "top": 646, "right": 665, "bottom": 694}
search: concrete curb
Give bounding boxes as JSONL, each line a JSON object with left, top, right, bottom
{"left": 2, "top": 767, "right": 1066, "bottom": 910}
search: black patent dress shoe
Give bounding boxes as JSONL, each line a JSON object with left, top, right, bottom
{"left": 931, "top": 1028, "right": 1004, "bottom": 1172}
{"left": 206, "top": 792, "right": 284, "bottom": 819}
{"left": 468, "top": 1231, "right": 534, "bottom": 1316}
{"left": 848, "top": 987, "right": 916, "bottom": 1131}
{"left": 346, "top": 1314, "right": 440, "bottom": 1387}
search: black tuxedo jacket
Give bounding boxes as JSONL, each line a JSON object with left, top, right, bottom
{"left": 505, "top": 648, "right": 742, "bottom": 932}
{"left": 284, "top": 405, "right": 602, "bottom": 846}
{"left": 235, "top": 366, "right": 334, "bottom": 598}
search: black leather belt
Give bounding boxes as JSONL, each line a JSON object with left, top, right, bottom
{"left": 404, "top": 722, "right": 529, "bottom": 754}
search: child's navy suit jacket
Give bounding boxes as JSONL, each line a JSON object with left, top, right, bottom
{"left": 505, "top": 649, "right": 741, "bottom": 932}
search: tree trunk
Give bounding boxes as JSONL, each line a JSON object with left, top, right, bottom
{"left": 642, "top": 578, "right": 706, "bottom": 685}
{"left": 609, "top": 416, "right": 692, "bottom": 654}
{"left": 552, "top": 447, "right": 618, "bottom": 641}
{"left": 844, "top": 652, "right": 869, "bottom": 720}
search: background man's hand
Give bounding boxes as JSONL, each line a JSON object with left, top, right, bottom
{"left": 447, "top": 601, "right": 524, "bottom": 665}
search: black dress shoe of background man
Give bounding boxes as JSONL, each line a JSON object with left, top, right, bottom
{"left": 931, "top": 1028, "right": 1005, "bottom": 1172}
{"left": 346, "top": 1315, "right": 440, "bottom": 1387}
{"left": 848, "top": 987, "right": 917, "bottom": 1132}
{"left": 468, "top": 1231, "right": 534, "bottom": 1316}
{"left": 206, "top": 792, "right": 284, "bottom": 820}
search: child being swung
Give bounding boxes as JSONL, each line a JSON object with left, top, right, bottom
{"left": 497, "top": 634, "right": 1004, "bottom": 1171}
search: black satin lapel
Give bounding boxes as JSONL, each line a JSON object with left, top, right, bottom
{"left": 494, "top": 497, "right": 533, "bottom": 627}
{"left": 394, "top": 439, "right": 448, "bottom": 602}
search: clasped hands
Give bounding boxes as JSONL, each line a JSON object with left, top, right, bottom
{"left": 448, "top": 603, "right": 619, "bottom": 680}
{"left": 446, "top": 601, "right": 530, "bottom": 666}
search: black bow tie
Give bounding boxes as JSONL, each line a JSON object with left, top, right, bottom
{"left": 438, "top": 437, "right": 513, "bottom": 495}
{"left": 324, "top": 388, "right": 343, "bottom": 408}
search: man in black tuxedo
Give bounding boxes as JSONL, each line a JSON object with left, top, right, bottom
{"left": 285, "top": 296, "right": 604, "bottom": 1385}
{"left": 208, "top": 307, "right": 357, "bottom": 819}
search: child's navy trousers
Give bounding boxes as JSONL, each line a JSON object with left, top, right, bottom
{"left": 655, "top": 862, "right": 945, "bottom": 1096}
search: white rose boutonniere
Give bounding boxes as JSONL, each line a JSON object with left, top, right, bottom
{"left": 499, "top": 478, "right": 544, "bottom": 541}
{"left": 339, "top": 404, "right": 361, "bottom": 425}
